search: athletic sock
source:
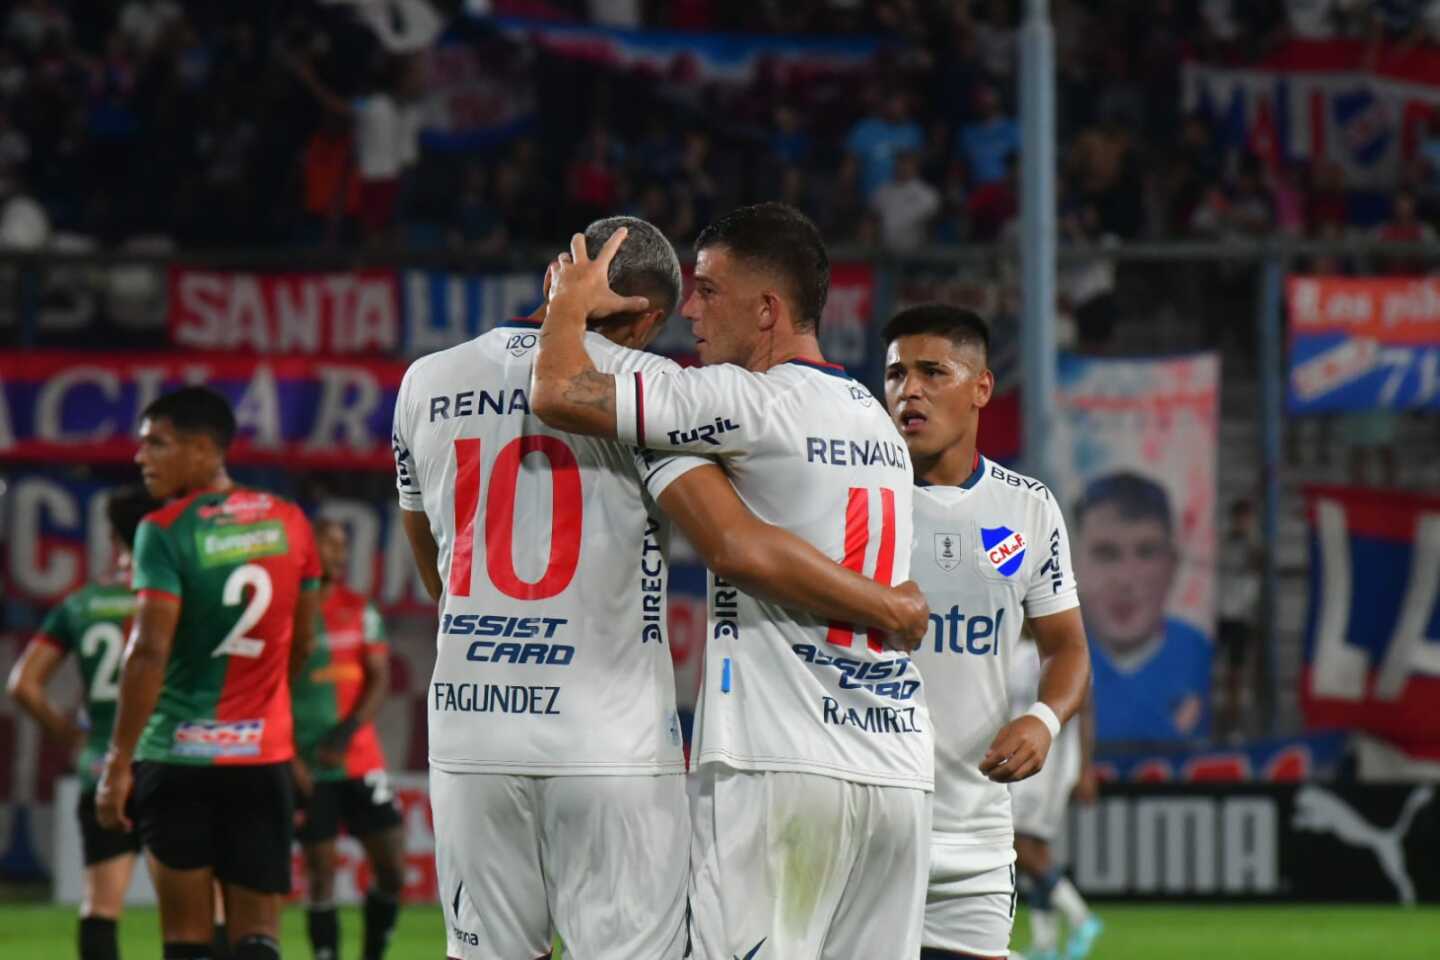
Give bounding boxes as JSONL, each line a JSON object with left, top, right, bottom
{"left": 363, "top": 890, "right": 401, "bottom": 960}
{"left": 307, "top": 904, "right": 339, "bottom": 960}
{"left": 162, "top": 943, "right": 212, "bottom": 959}
{"left": 1028, "top": 907, "right": 1061, "bottom": 954}
{"left": 213, "top": 923, "right": 231, "bottom": 959}
{"left": 1052, "top": 876, "right": 1092, "bottom": 928}
{"left": 78, "top": 916, "right": 118, "bottom": 960}
{"left": 232, "top": 935, "right": 280, "bottom": 960}
{"left": 1024, "top": 866, "right": 1061, "bottom": 911}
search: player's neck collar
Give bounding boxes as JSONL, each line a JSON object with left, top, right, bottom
{"left": 783, "top": 357, "right": 852, "bottom": 379}
{"left": 915, "top": 451, "right": 984, "bottom": 490}
{"left": 496, "top": 318, "right": 542, "bottom": 329}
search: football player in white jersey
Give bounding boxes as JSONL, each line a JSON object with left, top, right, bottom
{"left": 394, "top": 216, "right": 929, "bottom": 960}
{"left": 535, "top": 203, "right": 934, "bottom": 960}
{"left": 881, "top": 304, "right": 1092, "bottom": 960}
{"left": 1007, "top": 636, "right": 1102, "bottom": 960}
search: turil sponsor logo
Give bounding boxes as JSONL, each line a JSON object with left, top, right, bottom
{"left": 668, "top": 416, "right": 739, "bottom": 447}
{"left": 172, "top": 718, "right": 264, "bottom": 757}
{"left": 196, "top": 520, "right": 288, "bottom": 567}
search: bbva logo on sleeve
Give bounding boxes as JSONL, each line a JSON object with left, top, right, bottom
{"left": 981, "top": 526, "right": 1026, "bottom": 577}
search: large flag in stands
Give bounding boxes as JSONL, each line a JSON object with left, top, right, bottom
{"left": 1303, "top": 486, "right": 1440, "bottom": 760}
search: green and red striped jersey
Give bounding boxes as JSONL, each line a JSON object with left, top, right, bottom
{"left": 131, "top": 487, "right": 321, "bottom": 766}
{"left": 291, "top": 585, "right": 389, "bottom": 780}
{"left": 31, "top": 582, "right": 136, "bottom": 790}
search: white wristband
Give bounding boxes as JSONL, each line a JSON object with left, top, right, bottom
{"left": 1025, "top": 702, "right": 1061, "bottom": 740}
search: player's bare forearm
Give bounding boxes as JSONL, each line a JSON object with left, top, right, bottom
{"left": 399, "top": 509, "right": 443, "bottom": 602}
{"left": 6, "top": 642, "right": 77, "bottom": 744}
{"left": 291, "top": 588, "right": 321, "bottom": 679}
{"left": 658, "top": 466, "right": 930, "bottom": 645}
{"left": 351, "top": 648, "right": 390, "bottom": 728}
{"left": 532, "top": 300, "right": 618, "bottom": 438}
{"left": 107, "top": 597, "right": 178, "bottom": 762}
{"left": 1029, "top": 606, "right": 1091, "bottom": 726}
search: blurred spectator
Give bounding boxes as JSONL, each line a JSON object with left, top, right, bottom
{"left": 957, "top": 83, "right": 1018, "bottom": 188}
{"left": 966, "top": 153, "right": 1018, "bottom": 242}
{"left": 0, "top": 171, "right": 50, "bottom": 249}
{"left": 5, "top": 0, "right": 71, "bottom": 53}
{"left": 1307, "top": 159, "right": 1349, "bottom": 230}
{"left": 567, "top": 124, "right": 626, "bottom": 226}
{"left": 1216, "top": 497, "right": 1262, "bottom": 742}
{"left": 1286, "top": 0, "right": 1342, "bottom": 38}
{"left": 1058, "top": 203, "right": 1119, "bottom": 351}
{"left": 300, "top": 113, "right": 359, "bottom": 246}
{"left": 118, "top": 0, "right": 182, "bottom": 56}
{"left": 289, "top": 51, "right": 423, "bottom": 244}
{"left": 870, "top": 150, "right": 940, "bottom": 251}
{"left": 1340, "top": 410, "right": 1400, "bottom": 487}
{"left": 454, "top": 161, "right": 507, "bottom": 256}
{"left": 673, "top": 129, "right": 718, "bottom": 238}
{"left": 769, "top": 104, "right": 810, "bottom": 168}
{"left": 845, "top": 90, "right": 923, "bottom": 199}
{"left": 972, "top": 0, "right": 1017, "bottom": 79}
{"left": 1068, "top": 118, "right": 1142, "bottom": 237}
{"left": 1375, "top": 188, "right": 1437, "bottom": 243}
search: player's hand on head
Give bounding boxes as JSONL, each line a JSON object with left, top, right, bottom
{"left": 546, "top": 228, "right": 651, "bottom": 319}
{"left": 978, "top": 715, "right": 1053, "bottom": 783}
{"left": 882, "top": 580, "right": 931, "bottom": 653}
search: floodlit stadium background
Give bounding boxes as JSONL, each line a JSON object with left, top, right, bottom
{"left": 2, "top": 1, "right": 1439, "bottom": 956}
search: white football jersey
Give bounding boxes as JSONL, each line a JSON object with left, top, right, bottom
{"left": 909, "top": 457, "right": 1080, "bottom": 872}
{"left": 613, "top": 359, "right": 931, "bottom": 790}
{"left": 393, "top": 320, "right": 708, "bottom": 776}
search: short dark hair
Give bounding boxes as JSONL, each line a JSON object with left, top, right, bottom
{"left": 695, "top": 202, "right": 829, "bottom": 332}
{"left": 142, "top": 386, "right": 236, "bottom": 451}
{"left": 106, "top": 485, "right": 161, "bottom": 550}
{"left": 584, "top": 216, "right": 683, "bottom": 316}
{"left": 882, "top": 304, "right": 990, "bottom": 364}
{"left": 1074, "top": 472, "right": 1173, "bottom": 536}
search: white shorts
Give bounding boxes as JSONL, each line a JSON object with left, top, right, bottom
{"left": 688, "top": 765, "right": 931, "bottom": 960}
{"left": 431, "top": 769, "right": 688, "bottom": 960}
{"left": 1010, "top": 722, "right": 1080, "bottom": 842}
{"left": 923, "top": 850, "right": 1017, "bottom": 957}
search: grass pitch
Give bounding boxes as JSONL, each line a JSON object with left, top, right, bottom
{"left": 0, "top": 902, "right": 1437, "bottom": 958}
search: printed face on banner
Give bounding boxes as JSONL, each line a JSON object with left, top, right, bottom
{"left": 1054, "top": 353, "right": 1219, "bottom": 745}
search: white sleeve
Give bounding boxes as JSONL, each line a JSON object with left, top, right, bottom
{"left": 613, "top": 364, "right": 771, "bottom": 457}
{"left": 392, "top": 364, "right": 424, "bottom": 511}
{"left": 1024, "top": 492, "right": 1080, "bottom": 619}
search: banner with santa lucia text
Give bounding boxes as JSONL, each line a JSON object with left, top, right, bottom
{"left": 1052, "top": 353, "right": 1220, "bottom": 746}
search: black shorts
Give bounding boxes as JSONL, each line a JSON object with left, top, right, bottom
{"left": 132, "top": 761, "right": 294, "bottom": 893}
{"left": 77, "top": 788, "right": 141, "bottom": 866}
{"left": 296, "top": 771, "right": 402, "bottom": 846}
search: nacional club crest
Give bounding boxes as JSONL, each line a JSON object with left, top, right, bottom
{"left": 934, "top": 532, "right": 962, "bottom": 572}
{"left": 981, "top": 526, "right": 1026, "bottom": 577}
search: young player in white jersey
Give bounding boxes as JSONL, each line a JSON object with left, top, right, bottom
{"left": 881, "top": 305, "right": 1092, "bottom": 960}
{"left": 535, "top": 203, "right": 934, "bottom": 960}
{"left": 394, "top": 217, "right": 930, "bottom": 960}
{"left": 1007, "top": 637, "right": 1102, "bottom": 960}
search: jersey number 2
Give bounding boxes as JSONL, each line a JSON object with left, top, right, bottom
{"left": 213, "top": 564, "right": 273, "bottom": 659}
{"left": 449, "top": 437, "right": 582, "bottom": 600}
{"left": 827, "top": 487, "right": 897, "bottom": 652}
{"left": 80, "top": 622, "right": 124, "bottom": 702}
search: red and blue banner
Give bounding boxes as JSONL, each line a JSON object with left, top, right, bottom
{"left": 0, "top": 352, "right": 405, "bottom": 470}
{"left": 1302, "top": 486, "right": 1440, "bottom": 760}
{"left": 1182, "top": 38, "right": 1440, "bottom": 187}
{"left": 1288, "top": 276, "right": 1440, "bottom": 412}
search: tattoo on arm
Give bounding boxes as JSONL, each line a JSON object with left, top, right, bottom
{"left": 563, "top": 370, "right": 616, "bottom": 414}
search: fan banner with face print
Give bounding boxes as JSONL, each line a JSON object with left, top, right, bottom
{"left": 1053, "top": 352, "right": 1220, "bottom": 745}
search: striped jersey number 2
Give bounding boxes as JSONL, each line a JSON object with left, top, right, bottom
{"left": 213, "top": 564, "right": 272, "bottom": 659}
{"left": 449, "top": 437, "right": 582, "bottom": 600}
{"left": 827, "top": 487, "right": 898, "bottom": 652}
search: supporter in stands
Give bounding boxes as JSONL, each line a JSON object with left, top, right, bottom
{"left": 846, "top": 89, "right": 924, "bottom": 200}
{"left": 871, "top": 150, "right": 941, "bottom": 251}
{"left": 957, "top": 83, "right": 1019, "bottom": 189}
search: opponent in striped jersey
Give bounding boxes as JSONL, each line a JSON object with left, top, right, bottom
{"left": 8, "top": 486, "right": 157, "bottom": 960}
{"left": 397, "top": 216, "right": 926, "bottom": 960}
{"left": 292, "top": 519, "right": 403, "bottom": 960}
{"left": 96, "top": 387, "right": 321, "bottom": 960}
{"left": 535, "top": 204, "right": 933, "bottom": 960}
{"left": 881, "top": 305, "right": 1092, "bottom": 960}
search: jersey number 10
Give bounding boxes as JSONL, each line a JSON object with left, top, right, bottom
{"left": 449, "top": 437, "right": 583, "bottom": 600}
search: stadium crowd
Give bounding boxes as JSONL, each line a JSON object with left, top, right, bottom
{"left": 3, "top": 0, "right": 1440, "bottom": 255}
